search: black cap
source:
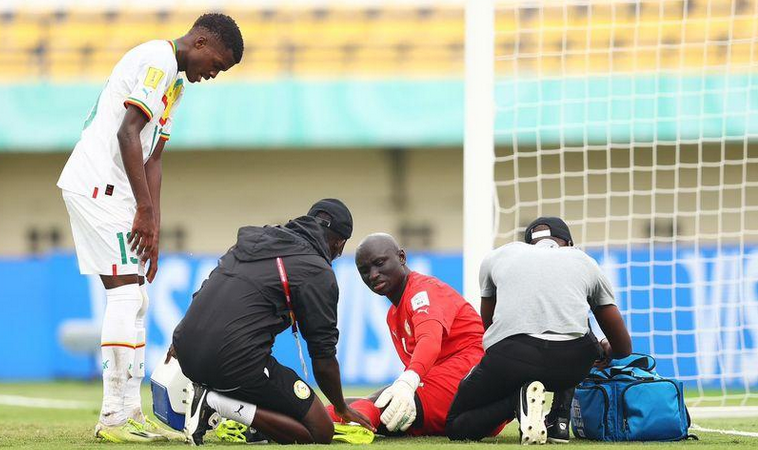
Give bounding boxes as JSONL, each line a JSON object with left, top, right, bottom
{"left": 307, "top": 199, "right": 353, "bottom": 240}
{"left": 524, "top": 216, "right": 573, "bottom": 245}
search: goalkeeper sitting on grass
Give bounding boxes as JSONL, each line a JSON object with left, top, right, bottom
{"left": 326, "top": 233, "right": 507, "bottom": 438}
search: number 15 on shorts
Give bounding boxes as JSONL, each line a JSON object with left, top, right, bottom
{"left": 117, "top": 231, "right": 139, "bottom": 265}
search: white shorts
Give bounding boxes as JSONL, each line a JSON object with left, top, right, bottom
{"left": 62, "top": 190, "right": 145, "bottom": 276}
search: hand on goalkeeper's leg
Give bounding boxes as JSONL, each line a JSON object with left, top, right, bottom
{"left": 374, "top": 370, "right": 420, "bottom": 432}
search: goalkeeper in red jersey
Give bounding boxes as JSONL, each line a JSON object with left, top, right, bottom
{"left": 326, "top": 233, "right": 506, "bottom": 437}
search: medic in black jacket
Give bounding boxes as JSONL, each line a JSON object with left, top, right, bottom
{"left": 172, "top": 199, "right": 373, "bottom": 445}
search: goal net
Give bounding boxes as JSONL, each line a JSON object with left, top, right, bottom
{"left": 466, "top": 0, "right": 758, "bottom": 414}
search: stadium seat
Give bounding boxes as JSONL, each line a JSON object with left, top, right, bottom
{"left": 1, "top": 2, "right": 756, "bottom": 81}
{"left": 6, "top": 20, "right": 44, "bottom": 51}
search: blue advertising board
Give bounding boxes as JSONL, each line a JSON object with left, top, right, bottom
{"left": 1, "top": 247, "right": 756, "bottom": 387}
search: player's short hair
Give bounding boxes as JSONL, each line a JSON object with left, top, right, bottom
{"left": 192, "top": 13, "right": 244, "bottom": 64}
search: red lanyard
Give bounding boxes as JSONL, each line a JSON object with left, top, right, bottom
{"left": 276, "top": 257, "right": 298, "bottom": 334}
{"left": 275, "top": 257, "right": 308, "bottom": 378}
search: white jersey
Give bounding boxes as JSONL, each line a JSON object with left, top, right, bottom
{"left": 57, "top": 40, "right": 185, "bottom": 203}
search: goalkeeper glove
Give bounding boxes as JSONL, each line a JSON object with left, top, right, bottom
{"left": 374, "top": 370, "right": 420, "bottom": 432}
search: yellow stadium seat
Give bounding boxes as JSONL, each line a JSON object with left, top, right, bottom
{"left": 496, "top": 10, "right": 517, "bottom": 33}
{"left": 48, "top": 21, "right": 111, "bottom": 50}
{"left": 680, "top": 47, "right": 706, "bottom": 69}
{"left": 729, "top": 41, "right": 755, "bottom": 66}
{"left": 612, "top": 51, "right": 639, "bottom": 72}
{"left": 240, "top": 46, "right": 286, "bottom": 77}
{"left": 367, "top": 45, "right": 404, "bottom": 61}
{"left": 4, "top": 3, "right": 756, "bottom": 80}
{"left": 731, "top": 16, "right": 758, "bottom": 39}
{"left": 46, "top": 49, "right": 87, "bottom": 80}
{"left": 316, "top": 19, "right": 375, "bottom": 46}
{"left": 88, "top": 48, "right": 122, "bottom": 76}
{"left": 538, "top": 5, "right": 568, "bottom": 23}
{"left": 295, "top": 46, "right": 344, "bottom": 70}
{"left": 237, "top": 19, "right": 283, "bottom": 47}
{"left": 0, "top": 50, "right": 37, "bottom": 80}
{"left": 423, "top": 17, "right": 464, "bottom": 43}
{"left": 236, "top": 58, "right": 280, "bottom": 78}
{"left": 5, "top": 20, "right": 45, "bottom": 51}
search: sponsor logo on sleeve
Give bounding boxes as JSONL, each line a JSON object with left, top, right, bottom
{"left": 410, "top": 291, "right": 430, "bottom": 311}
{"left": 144, "top": 67, "right": 165, "bottom": 89}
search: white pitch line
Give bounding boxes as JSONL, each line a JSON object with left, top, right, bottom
{"left": 691, "top": 424, "right": 758, "bottom": 438}
{"left": 0, "top": 394, "right": 98, "bottom": 409}
{"left": 689, "top": 406, "right": 758, "bottom": 419}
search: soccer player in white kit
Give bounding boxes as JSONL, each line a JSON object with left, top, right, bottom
{"left": 57, "top": 13, "right": 243, "bottom": 443}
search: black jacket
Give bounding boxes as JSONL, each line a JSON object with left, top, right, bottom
{"left": 173, "top": 216, "right": 339, "bottom": 387}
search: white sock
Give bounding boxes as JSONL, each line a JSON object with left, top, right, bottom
{"left": 99, "top": 284, "right": 142, "bottom": 426}
{"left": 125, "top": 284, "right": 149, "bottom": 421}
{"left": 207, "top": 391, "right": 257, "bottom": 426}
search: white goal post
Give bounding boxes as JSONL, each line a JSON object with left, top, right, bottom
{"left": 464, "top": 0, "right": 496, "bottom": 311}
{"left": 464, "top": 0, "right": 758, "bottom": 415}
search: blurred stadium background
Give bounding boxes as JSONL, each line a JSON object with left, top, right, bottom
{"left": 0, "top": 0, "right": 757, "bottom": 424}
{"left": 0, "top": 0, "right": 470, "bottom": 387}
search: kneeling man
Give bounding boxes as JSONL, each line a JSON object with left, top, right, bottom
{"left": 171, "top": 200, "right": 371, "bottom": 445}
{"left": 327, "top": 233, "right": 506, "bottom": 437}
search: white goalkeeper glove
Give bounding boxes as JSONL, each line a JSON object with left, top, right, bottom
{"left": 374, "top": 370, "right": 420, "bottom": 432}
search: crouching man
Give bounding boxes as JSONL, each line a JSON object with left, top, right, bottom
{"left": 170, "top": 199, "right": 372, "bottom": 445}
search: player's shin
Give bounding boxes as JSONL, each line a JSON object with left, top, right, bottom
{"left": 100, "top": 284, "right": 142, "bottom": 426}
{"left": 124, "top": 328, "right": 146, "bottom": 420}
{"left": 124, "top": 285, "right": 149, "bottom": 421}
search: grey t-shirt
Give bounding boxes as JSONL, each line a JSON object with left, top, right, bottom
{"left": 480, "top": 241, "right": 616, "bottom": 350}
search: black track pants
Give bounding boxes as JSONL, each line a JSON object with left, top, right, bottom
{"left": 446, "top": 333, "right": 601, "bottom": 441}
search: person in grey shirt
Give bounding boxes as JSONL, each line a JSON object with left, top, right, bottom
{"left": 446, "top": 217, "right": 631, "bottom": 445}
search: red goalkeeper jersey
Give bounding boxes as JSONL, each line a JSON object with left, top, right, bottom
{"left": 387, "top": 271, "right": 485, "bottom": 374}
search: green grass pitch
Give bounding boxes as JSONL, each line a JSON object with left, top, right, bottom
{"left": 0, "top": 382, "right": 756, "bottom": 449}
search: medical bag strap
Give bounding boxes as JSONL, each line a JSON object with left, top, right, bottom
{"left": 586, "top": 367, "right": 612, "bottom": 381}
{"left": 276, "top": 257, "right": 309, "bottom": 379}
{"left": 611, "top": 353, "right": 656, "bottom": 371}
{"left": 607, "top": 353, "right": 656, "bottom": 378}
{"left": 621, "top": 353, "right": 656, "bottom": 370}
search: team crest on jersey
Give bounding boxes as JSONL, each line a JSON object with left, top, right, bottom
{"left": 144, "top": 67, "right": 165, "bottom": 89}
{"left": 411, "top": 291, "right": 430, "bottom": 311}
{"left": 293, "top": 380, "right": 311, "bottom": 400}
{"left": 159, "top": 78, "right": 184, "bottom": 126}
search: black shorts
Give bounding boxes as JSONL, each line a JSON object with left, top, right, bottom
{"left": 210, "top": 356, "right": 316, "bottom": 421}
